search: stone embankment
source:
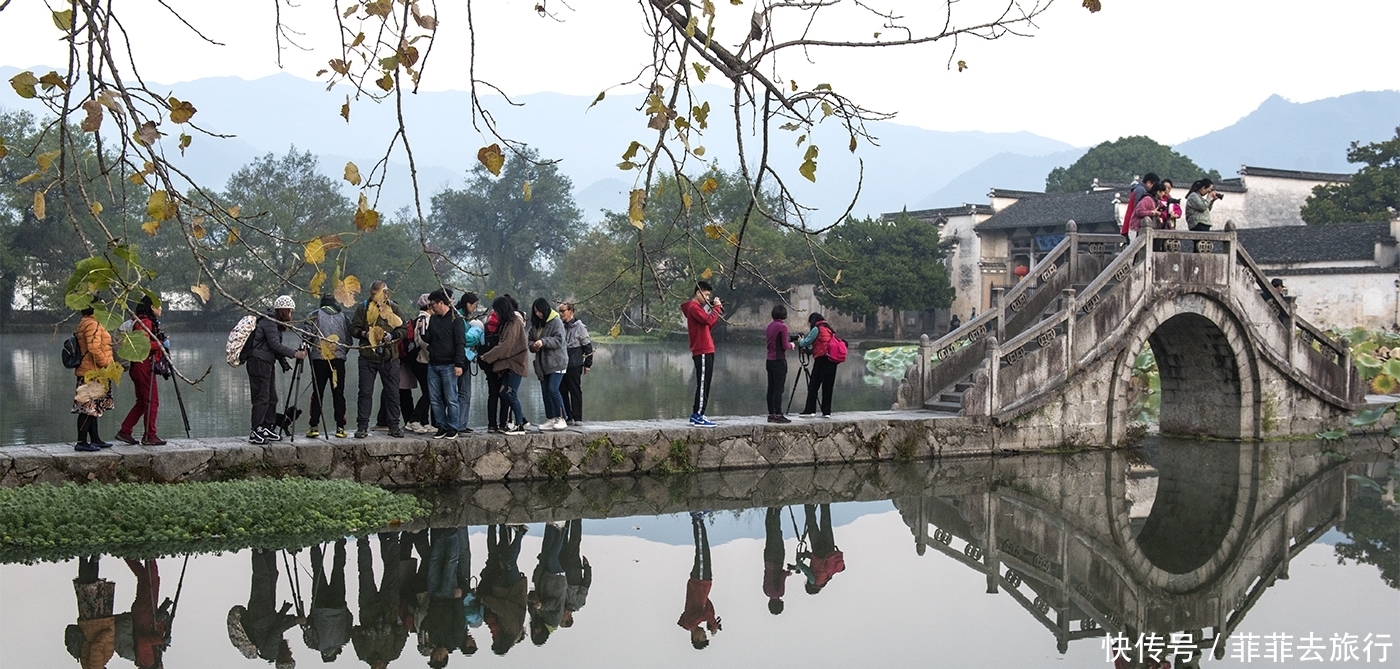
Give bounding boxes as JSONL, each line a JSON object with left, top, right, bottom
{"left": 0, "top": 411, "right": 1028, "bottom": 487}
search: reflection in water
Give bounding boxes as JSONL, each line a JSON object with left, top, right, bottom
{"left": 3, "top": 440, "right": 1398, "bottom": 667}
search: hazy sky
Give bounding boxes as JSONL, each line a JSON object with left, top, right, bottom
{"left": 2, "top": 0, "right": 1399, "bottom": 146}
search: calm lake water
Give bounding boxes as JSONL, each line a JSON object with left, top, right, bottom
{"left": 0, "top": 333, "right": 899, "bottom": 446}
{"left": 1, "top": 441, "right": 1397, "bottom": 668}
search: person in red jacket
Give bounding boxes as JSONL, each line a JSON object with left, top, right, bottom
{"left": 680, "top": 281, "right": 723, "bottom": 427}
{"left": 117, "top": 296, "right": 166, "bottom": 446}
{"left": 678, "top": 512, "right": 721, "bottom": 649}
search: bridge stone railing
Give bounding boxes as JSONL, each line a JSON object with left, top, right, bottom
{"left": 898, "top": 224, "right": 1360, "bottom": 438}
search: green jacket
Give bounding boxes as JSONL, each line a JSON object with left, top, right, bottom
{"left": 349, "top": 299, "right": 408, "bottom": 363}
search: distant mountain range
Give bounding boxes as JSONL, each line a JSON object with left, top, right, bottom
{"left": 2, "top": 67, "right": 1395, "bottom": 220}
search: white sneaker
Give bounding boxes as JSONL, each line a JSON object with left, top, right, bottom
{"left": 405, "top": 421, "right": 423, "bottom": 433}
{"left": 546, "top": 417, "right": 567, "bottom": 431}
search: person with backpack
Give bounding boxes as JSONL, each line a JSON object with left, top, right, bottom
{"left": 349, "top": 281, "right": 408, "bottom": 439}
{"left": 1120, "top": 173, "right": 1159, "bottom": 239}
{"left": 305, "top": 294, "right": 351, "bottom": 439}
{"left": 403, "top": 293, "right": 435, "bottom": 434}
{"left": 243, "top": 295, "right": 308, "bottom": 444}
{"left": 797, "top": 313, "right": 842, "bottom": 418}
{"left": 72, "top": 304, "right": 116, "bottom": 451}
{"left": 479, "top": 296, "right": 530, "bottom": 435}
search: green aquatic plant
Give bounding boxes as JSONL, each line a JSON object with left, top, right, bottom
{"left": 0, "top": 478, "right": 429, "bottom": 564}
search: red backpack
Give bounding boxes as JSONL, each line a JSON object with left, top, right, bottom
{"left": 821, "top": 323, "right": 848, "bottom": 363}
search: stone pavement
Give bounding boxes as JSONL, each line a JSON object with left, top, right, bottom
{"left": 0, "top": 409, "right": 1023, "bottom": 487}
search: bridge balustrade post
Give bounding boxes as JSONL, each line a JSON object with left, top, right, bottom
{"left": 918, "top": 334, "right": 932, "bottom": 407}
{"left": 1284, "top": 296, "right": 1297, "bottom": 368}
{"left": 985, "top": 489, "right": 1000, "bottom": 595}
{"left": 992, "top": 287, "right": 1005, "bottom": 342}
{"left": 1225, "top": 221, "right": 1238, "bottom": 293}
{"left": 1065, "top": 220, "right": 1079, "bottom": 280}
{"left": 1142, "top": 227, "right": 1154, "bottom": 288}
{"left": 986, "top": 335, "right": 1001, "bottom": 416}
{"left": 1063, "top": 288, "right": 1077, "bottom": 378}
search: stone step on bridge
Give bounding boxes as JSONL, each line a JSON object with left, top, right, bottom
{"left": 898, "top": 222, "right": 1363, "bottom": 443}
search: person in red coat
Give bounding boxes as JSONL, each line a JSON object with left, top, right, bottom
{"left": 680, "top": 281, "right": 723, "bottom": 427}
{"left": 794, "top": 504, "right": 846, "bottom": 594}
{"left": 678, "top": 512, "right": 721, "bottom": 649}
{"left": 117, "top": 296, "right": 167, "bottom": 446}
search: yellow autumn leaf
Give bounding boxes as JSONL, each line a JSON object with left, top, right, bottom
{"left": 682, "top": 191, "right": 692, "bottom": 211}
{"left": 956, "top": 60, "right": 968, "bottom": 72}
{"left": 701, "top": 267, "right": 713, "bottom": 280}
{"left": 368, "top": 325, "right": 386, "bottom": 347}
{"left": 226, "top": 227, "right": 240, "bottom": 246}
{"left": 344, "top": 161, "right": 362, "bottom": 186}
{"left": 9, "top": 72, "right": 38, "bottom": 99}
{"left": 167, "top": 96, "right": 197, "bottom": 123}
{"left": 522, "top": 181, "right": 532, "bottom": 202}
{"left": 320, "top": 234, "right": 343, "bottom": 251}
{"left": 304, "top": 237, "right": 326, "bottom": 264}
{"left": 36, "top": 149, "right": 60, "bottom": 172}
{"left": 89, "top": 201, "right": 103, "bottom": 217}
{"left": 366, "top": 301, "right": 380, "bottom": 324}
{"left": 834, "top": 269, "right": 843, "bottom": 284}
{"left": 318, "top": 334, "right": 340, "bottom": 361}
{"left": 190, "top": 284, "right": 211, "bottom": 303}
{"left": 628, "top": 189, "right": 645, "bottom": 229}
{"left": 80, "top": 99, "right": 103, "bottom": 132}
{"left": 354, "top": 207, "right": 380, "bottom": 232}
{"left": 0, "top": 136, "right": 7, "bottom": 159}
{"left": 725, "top": 232, "right": 740, "bottom": 246}
{"left": 703, "top": 224, "right": 724, "bottom": 239}
{"left": 32, "top": 191, "right": 46, "bottom": 220}
{"left": 190, "top": 217, "right": 205, "bottom": 239}
{"left": 178, "top": 133, "right": 191, "bottom": 155}
{"left": 477, "top": 143, "right": 504, "bottom": 176}
{"left": 335, "top": 275, "right": 363, "bottom": 307}
{"left": 141, "top": 220, "right": 160, "bottom": 236}
{"left": 309, "top": 269, "right": 327, "bottom": 296}
{"left": 52, "top": 9, "right": 73, "bottom": 31}
{"left": 227, "top": 205, "right": 241, "bottom": 218}
{"left": 127, "top": 173, "right": 145, "bottom": 186}
{"left": 693, "top": 146, "right": 706, "bottom": 157}
{"left": 16, "top": 172, "right": 40, "bottom": 186}
{"left": 1082, "top": 0, "right": 1101, "bottom": 12}
{"left": 700, "top": 177, "right": 719, "bottom": 194}
{"left": 608, "top": 323, "right": 622, "bottom": 338}
{"left": 146, "top": 190, "right": 175, "bottom": 221}
{"left": 340, "top": 97, "right": 350, "bottom": 122}
{"left": 375, "top": 73, "right": 393, "bottom": 91}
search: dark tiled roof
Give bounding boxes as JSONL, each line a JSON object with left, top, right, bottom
{"left": 988, "top": 188, "right": 1044, "bottom": 199}
{"left": 1215, "top": 178, "right": 1247, "bottom": 193}
{"left": 1236, "top": 222, "right": 1392, "bottom": 264}
{"left": 882, "top": 204, "right": 993, "bottom": 222}
{"left": 1240, "top": 166, "right": 1353, "bottom": 183}
{"left": 975, "top": 189, "right": 1122, "bottom": 232}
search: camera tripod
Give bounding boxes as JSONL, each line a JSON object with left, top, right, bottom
{"left": 786, "top": 346, "right": 813, "bottom": 414}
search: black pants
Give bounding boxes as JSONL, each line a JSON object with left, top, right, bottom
{"left": 247, "top": 357, "right": 278, "bottom": 431}
{"left": 560, "top": 519, "right": 586, "bottom": 584}
{"left": 765, "top": 359, "right": 787, "bottom": 415}
{"left": 76, "top": 413, "right": 102, "bottom": 445}
{"left": 311, "top": 540, "right": 347, "bottom": 609}
{"left": 805, "top": 504, "right": 836, "bottom": 556}
{"left": 802, "top": 356, "right": 837, "bottom": 416}
{"left": 485, "top": 368, "right": 512, "bottom": 429}
{"left": 407, "top": 359, "right": 430, "bottom": 424}
{"left": 357, "top": 357, "right": 401, "bottom": 431}
{"left": 357, "top": 533, "right": 401, "bottom": 629}
{"left": 690, "top": 516, "right": 712, "bottom": 581}
{"left": 691, "top": 353, "right": 715, "bottom": 416}
{"left": 308, "top": 359, "right": 347, "bottom": 428}
{"left": 561, "top": 365, "right": 585, "bottom": 421}
{"left": 764, "top": 508, "right": 784, "bottom": 565}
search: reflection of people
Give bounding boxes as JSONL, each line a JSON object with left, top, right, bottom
{"left": 302, "top": 539, "right": 352, "bottom": 663}
{"left": 762, "top": 508, "right": 792, "bottom": 615}
{"left": 398, "top": 530, "right": 430, "bottom": 636}
{"left": 529, "top": 523, "right": 568, "bottom": 645}
{"left": 678, "top": 513, "right": 721, "bottom": 649}
{"left": 423, "top": 527, "right": 474, "bottom": 667}
{"left": 479, "top": 525, "right": 528, "bottom": 655}
{"left": 66, "top": 555, "right": 117, "bottom": 669}
{"left": 794, "top": 504, "right": 846, "bottom": 594}
{"left": 125, "top": 558, "right": 167, "bottom": 668}
{"left": 352, "top": 533, "right": 407, "bottom": 669}
{"left": 243, "top": 550, "right": 301, "bottom": 667}
{"left": 560, "top": 519, "right": 591, "bottom": 628}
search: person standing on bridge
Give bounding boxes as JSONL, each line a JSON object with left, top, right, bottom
{"left": 244, "top": 296, "right": 308, "bottom": 445}
{"left": 350, "top": 282, "right": 408, "bottom": 439}
{"left": 682, "top": 281, "right": 723, "bottom": 427}
{"left": 1120, "top": 173, "right": 1159, "bottom": 238}
{"left": 1130, "top": 182, "right": 1166, "bottom": 237}
{"left": 1185, "top": 178, "right": 1220, "bottom": 231}
{"left": 798, "top": 313, "right": 838, "bottom": 418}
{"left": 305, "top": 294, "right": 350, "bottom": 439}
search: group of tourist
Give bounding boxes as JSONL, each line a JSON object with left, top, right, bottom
{"left": 1120, "top": 172, "right": 1224, "bottom": 237}
{"left": 67, "top": 277, "right": 849, "bottom": 451}
{"left": 239, "top": 284, "right": 597, "bottom": 445}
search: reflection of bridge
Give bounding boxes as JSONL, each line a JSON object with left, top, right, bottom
{"left": 894, "top": 440, "right": 1374, "bottom": 659}
{"left": 898, "top": 225, "right": 1362, "bottom": 443}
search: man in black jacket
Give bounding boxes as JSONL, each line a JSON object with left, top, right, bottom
{"left": 419, "top": 289, "right": 466, "bottom": 439}
{"left": 349, "top": 281, "right": 409, "bottom": 438}
{"left": 245, "top": 295, "right": 307, "bottom": 444}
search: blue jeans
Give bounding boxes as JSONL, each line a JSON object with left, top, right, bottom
{"left": 540, "top": 372, "right": 564, "bottom": 420}
{"left": 426, "top": 364, "right": 460, "bottom": 431}
{"left": 427, "top": 527, "right": 471, "bottom": 600}
{"left": 501, "top": 371, "right": 525, "bottom": 427}
{"left": 455, "top": 370, "right": 473, "bottom": 431}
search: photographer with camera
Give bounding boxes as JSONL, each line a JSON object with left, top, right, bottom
{"left": 681, "top": 281, "right": 723, "bottom": 427}
{"left": 350, "top": 281, "right": 408, "bottom": 439}
{"left": 116, "top": 295, "right": 169, "bottom": 446}
{"left": 764, "top": 305, "right": 796, "bottom": 423}
{"left": 1185, "top": 178, "right": 1222, "bottom": 231}
{"left": 244, "top": 295, "right": 308, "bottom": 444}
{"left": 797, "top": 313, "right": 839, "bottom": 418}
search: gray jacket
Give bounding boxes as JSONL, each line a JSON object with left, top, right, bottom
{"left": 563, "top": 318, "right": 593, "bottom": 369}
{"left": 1184, "top": 191, "right": 1214, "bottom": 230}
{"left": 306, "top": 307, "right": 350, "bottom": 360}
{"left": 530, "top": 313, "right": 568, "bottom": 378}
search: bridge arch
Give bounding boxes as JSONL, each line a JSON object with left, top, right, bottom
{"left": 1108, "top": 291, "right": 1262, "bottom": 441}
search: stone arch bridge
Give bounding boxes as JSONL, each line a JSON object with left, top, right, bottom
{"left": 897, "top": 224, "right": 1362, "bottom": 444}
